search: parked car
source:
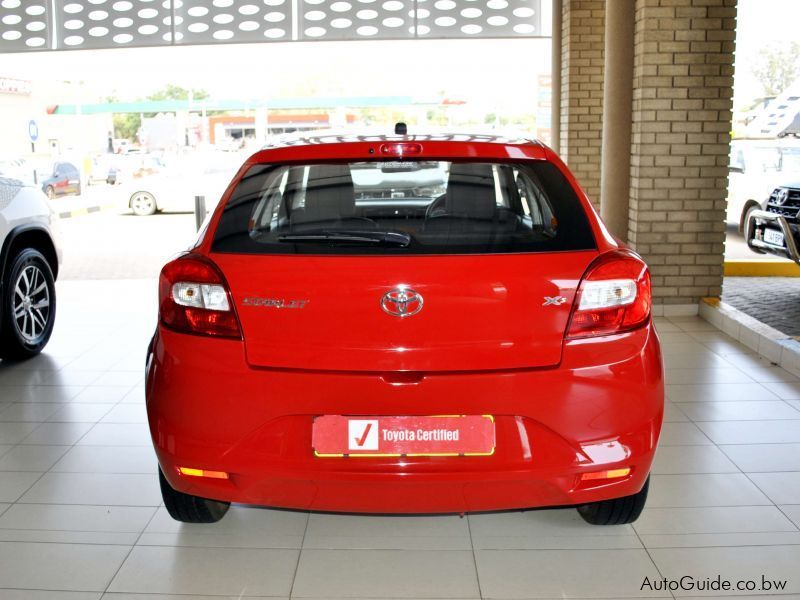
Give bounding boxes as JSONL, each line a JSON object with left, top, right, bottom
{"left": 146, "top": 130, "right": 664, "bottom": 525}
{"left": 0, "top": 176, "right": 61, "bottom": 359}
{"left": 746, "top": 181, "right": 800, "bottom": 264}
{"left": 122, "top": 154, "right": 238, "bottom": 216}
{"left": 727, "top": 141, "right": 800, "bottom": 231}
{"left": 40, "top": 161, "right": 81, "bottom": 199}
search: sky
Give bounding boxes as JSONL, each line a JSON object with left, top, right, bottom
{"left": 0, "top": 0, "right": 797, "bottom": 112}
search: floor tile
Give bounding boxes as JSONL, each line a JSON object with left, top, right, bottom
{"left": 665, "top": 382, "right": 779, "bottom": 402}
{"left": 0, "top": 385, "right": 86, "bottom": 403}
{"left": 72, "top": 386, "right": 134, "bottom": 404}
{"left": 649, "top": 546, "right": 800, "bottom": 596}
{"left": 101, "top": 595, "right": 281, "bottom": 600}
{"left": 0, "top": 445, "right": 70, "bottom": 471}
{"left": 100, "top": 403, "right": 148, "bottom": 424}
{"left": 293, "top": 548, "right": 479, "bottom": 598}
{"left": 108, "top": 546, "right": 298, "bottom": 596}
{"left": 475, "top": 549, "right": 666, "bottom": 598}
{"left": 0, "top": 402, "right": 63, "bottom": 422}
{"left": 647, "top": 474, "right": 772, "bottom": 507}
{"left": 0, "top": 590, "right": 102, "bottom": 599}
{"left": 650, "top": 445, "right": 739, "bottom": 474}
{"left": 721, "top": 443, "right": 800, "bottom": 472}
{"left": 92, "top": 371, "right": 145, "bottom": 387}
{"left": 0, "top": 504, "right": 156, "bottom": 533}
{"left": 21, "top": 422, "right": 94, "bottom": 445}
{"left": 634, "top": 506, "right": 797, "bottom": 534}
{"left": 780, "top": 505, "right": 800, "bottom": 529}
{"left": 0, "top": 472, "right": 42, "bottom": 502}
{"left": 668, "top": 317, "right": 720, "bottom": 332}
{"left": 663, "top": 353, "right": 731, "bottom": 370}
{"left": 304, "top": 512, "right": 469, "bottom": 550}
{"left": 664, "top": 368, "right": 754, "bottom": 385}
{"left": 0, "top": 422, "right": 39, "bottom": 445}
{"left": 0, "top": 541, "right": 129, "bottom": 591}
{"left": 676, "top": 400, "right": 800, "bottom": 421}
{"left": 52, "top": 445, "right": 157, "bottom": 474}
{"left": 639, "top": 531, "right": 800, "bottom": 549}
{"left": 468, "top": 509, "right": 641, "bottom": 550}
{"left": 120, "top": 386, "right": 145, "bottom": 404}
{"left": 658, "top": 422, "right": 713, "bottom": 446}
{"left": 140, "top": 506, "right": 306, "bottom": 549}
{"left": 19, "top": 472, "right": 162, "bottom": 506}
{"left": 47, "top": 403, "right": 116, "bottom": 423}
{"left": 748, "top": 472, "right": 800, "bottom": 504}
{"left": 763, "top": 380, "right": 800, "bottom": 400}
{"left": 77, "top": 423, "right": 151, "bottom": 446}
{"left": 739, "top": 365, "right": 800, "bottom": 383}
{"left": 697, "top": 420, "right": 800, "bottom": 444}
{"left": 663, "top": 402, "right": 689, "bottom": 422}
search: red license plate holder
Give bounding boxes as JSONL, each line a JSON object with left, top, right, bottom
{"left": 312, "top": 415, "right": 495, "bottom": 457}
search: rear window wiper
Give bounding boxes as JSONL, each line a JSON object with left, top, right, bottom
{"left": 278, "top": 229, "right": 411, "bottom": 247}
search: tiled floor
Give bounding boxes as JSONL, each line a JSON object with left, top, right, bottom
{"left": 1, "top": 280, "right": 800, "bottom": 599}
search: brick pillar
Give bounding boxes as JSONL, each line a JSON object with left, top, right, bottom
{"left": 627, "top": 0, "right": 736, "bottom": 306}
{"left": 559, "top": 0, "right": 605, "bottom": 208}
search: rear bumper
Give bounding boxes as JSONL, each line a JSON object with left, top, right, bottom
{"left": 146, "top": 324, "right": 664, "bottom": 513}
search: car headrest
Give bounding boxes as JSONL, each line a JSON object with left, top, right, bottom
{"left": 296, "top": 164, "right": 355, "bottom": 223}
{"left": 446, "top": 163, "right": 496, "bottom": 220}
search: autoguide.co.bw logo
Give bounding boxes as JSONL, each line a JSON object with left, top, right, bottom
{"left": 641, "top": 575, "right": 787, "bottom": 593}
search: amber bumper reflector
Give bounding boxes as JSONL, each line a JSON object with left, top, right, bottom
{"left": 178, "top": 467, "right": 229, "bottom": 479}
{"left": 580, "top": 467, "right": 631, "bottom": 481}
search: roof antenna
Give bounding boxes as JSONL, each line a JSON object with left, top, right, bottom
{"left": 394, "top": 122, "right": 408, "bottom": 135}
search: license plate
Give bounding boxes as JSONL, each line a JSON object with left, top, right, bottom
{"left": 312, "top": 415, "right": 495, "bottom": 457}
{"left": 764, "top": 228, "right": 785, "bottom": 246}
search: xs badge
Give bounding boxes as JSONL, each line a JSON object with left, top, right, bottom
{"left": 543, "top": 296, "right": 567, "bottom": 306}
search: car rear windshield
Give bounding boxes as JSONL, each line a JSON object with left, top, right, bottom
{"left": 211, "top": 160, "right": 596, "bottom": 255}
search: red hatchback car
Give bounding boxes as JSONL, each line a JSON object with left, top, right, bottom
{"left": 146, "top": 132, "right": 663, "bottom": 525}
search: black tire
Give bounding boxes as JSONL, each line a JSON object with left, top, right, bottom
{"left": 576, "top": 476, "right": 649, "bottom": 525}
{"left": 45, "top": 185, "right": 55, "bottom": 200}
{"left": 0, "top": 249, "right": 56, "bottom": 360}
{"left": 159, "top": 469, "right": 230, "bottom": 523}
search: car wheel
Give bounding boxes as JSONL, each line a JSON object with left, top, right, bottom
{"left": 0, "top": 249, "right": 56, "bottom": 360}
{"left": 739, "top": 200, "right": 760, "bottom": 235}
{"left": 45, "top": 186, "right": 55, "bottom": 200}
{"left": 576, "top": 476, "right": 649, "bottom": 525}
{"left": 130, "top": 191, "right": 157, "bottom": 216}
{"left": 159, "top": 468, "right": 230, "bottom": 523}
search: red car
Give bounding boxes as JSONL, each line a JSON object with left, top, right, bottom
{"left": 146, "top": 131, "right": 663, "bottom": 525}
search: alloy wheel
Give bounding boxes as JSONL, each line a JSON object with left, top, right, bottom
{"left": 12, "top": 264, "right": 51, "bottom": 343}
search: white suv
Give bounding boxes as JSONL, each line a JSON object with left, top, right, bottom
{"left": 0, "top": 176, "right": 62, "bottom": 359}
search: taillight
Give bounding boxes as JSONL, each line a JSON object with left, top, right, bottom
{"left": 158, "top": 254, "right": 241, "bottom": 339}
{"left": 566, "top": 251, "right": 651, "bottom": 339}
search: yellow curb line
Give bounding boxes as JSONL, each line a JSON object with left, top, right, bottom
{"left": 57, "top": 203, "right": 117, "bottom": 220}
{"left": 724, "top": 260, "right": 800, "bottom": 277}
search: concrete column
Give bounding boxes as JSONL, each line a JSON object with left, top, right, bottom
{"left": 599, "top": 0, "right": 635, "bottom": 242}
{"left": 550, "top": 0, "right": 562, "bottom": 153}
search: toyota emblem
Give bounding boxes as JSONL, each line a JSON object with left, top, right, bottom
{"left": 381, "top": 288, "right": 423, "bottom": 318}
{"left": 776, "top": 188, "right": 789, "bottom": 205}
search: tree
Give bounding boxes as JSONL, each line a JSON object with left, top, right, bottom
{"left": 751, "top": 42, "right": 800, "bottom": 96}
{"left": 147, "top": 84, "right": 209, "bottom": 102}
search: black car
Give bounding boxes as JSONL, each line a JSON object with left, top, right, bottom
{"left": 40, "top": 161, "right": 81, "bottom": 199}
{"left": 747, "top": 181, "right": 800, "bottom": 265}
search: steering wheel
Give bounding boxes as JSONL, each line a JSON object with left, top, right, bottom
{"left": 424, "top": 194, "right": 448, "bottom": 219}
